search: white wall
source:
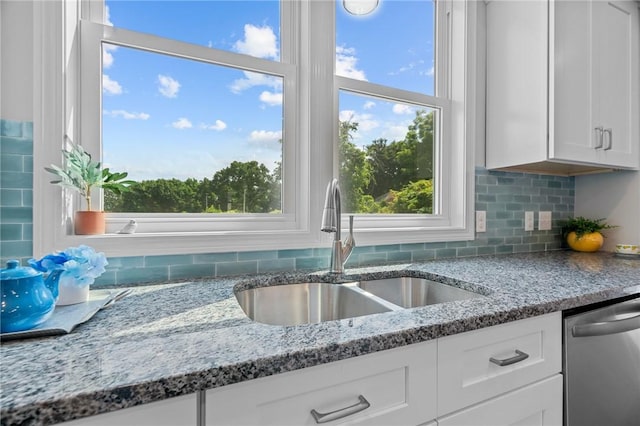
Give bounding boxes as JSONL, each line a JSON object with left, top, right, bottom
{"left": 0, "top": 0, "right": 33, "bottom": 121}
{"left": 575, "top": 171, "right": 640, "bottom": 250}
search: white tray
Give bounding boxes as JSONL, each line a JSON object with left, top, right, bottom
{"left": 0, "top": 289, "right": 130, "bottom": 341}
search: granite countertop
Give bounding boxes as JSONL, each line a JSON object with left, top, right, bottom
{"left": 1, "top": 251, "right": 639, "bottom": 425}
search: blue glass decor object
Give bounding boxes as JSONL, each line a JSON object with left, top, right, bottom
{"left": 0, "top": 260, "right": 62, "bottom": 333}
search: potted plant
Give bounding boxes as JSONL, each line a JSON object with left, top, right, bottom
{"left": 46, "top": 140, "right": 134, "bottom": 235}
{"left": 561, "top": 216, "right": 616, "bottom": 252}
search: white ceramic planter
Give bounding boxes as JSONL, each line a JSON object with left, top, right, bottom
{"left": 56, "top": 276, "right": 90, "bottom": 305}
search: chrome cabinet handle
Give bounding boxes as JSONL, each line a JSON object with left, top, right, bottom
{"left": 310, "top": 395, "right": 370, "bottom": 424}
{"left": 594, "top": 126, "right": 604, "bottom": 149}
{"left": 603, "top": 128, "right": 613, "bottom": 150}
{"left": 489, "top": 349, "right": 529, "bottom": 366}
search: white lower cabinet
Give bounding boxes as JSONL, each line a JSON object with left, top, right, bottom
{"left": 57, "top": 314, "right": 563, "bottom": 426}
{"left": 437, "top": 375, "right": 563, "bottom": 426}
{"left": 437, "top": 312, "right": 562, "bottom": 416}
{"left": 59, "top": 393, "right": 198, "bottom": 426}
{"left": 205, "top": 341, "right": 437, "bottom": 425}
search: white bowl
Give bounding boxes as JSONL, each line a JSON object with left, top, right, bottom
{"left": 615, "top": 244, "right": 638, "bottom": 255}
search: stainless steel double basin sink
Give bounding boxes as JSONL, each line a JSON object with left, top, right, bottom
{"left": 235, "top": 277, "right": 484, "bottom": 326}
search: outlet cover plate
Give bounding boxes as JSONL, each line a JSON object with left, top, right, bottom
{"left": 525, "top": 211, "right": 534, "bottom": 231}
{"left": 539, "top": 211, "right": 552, "bottom": 230}
{"left": 476, "top": 210, "right": 486, "bottom": 233}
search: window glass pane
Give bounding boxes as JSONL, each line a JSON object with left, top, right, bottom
{"left": 104, "top": 0, "right": 281, "bottom": 62}
{"left": 339, "top": 90, "right": 436, "bottom": 214}
{"left": 102, "top": 44, "right": 283, "bottom": 214}
{"left": 336, "top": 0, "right": 435, "bottom": 95}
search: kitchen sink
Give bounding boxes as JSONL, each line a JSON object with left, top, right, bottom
{"left": 235, "top": 282, "right": 394, "bottom": 326}
{"left": 356, "top": 277, "right": 483, "bottom": 308}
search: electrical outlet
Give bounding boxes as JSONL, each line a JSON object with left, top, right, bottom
{"left": 539, "top": 211, "right": 552, "bottom": 230}
{"left": 525, "top": 211, "right": 534, "bottom": 231}
{"left": 476, "top": 210, "right": 486, "bottom": 233}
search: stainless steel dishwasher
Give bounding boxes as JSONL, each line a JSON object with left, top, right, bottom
{"left": 564, "top": 296, "right": 640, "bottom": 426}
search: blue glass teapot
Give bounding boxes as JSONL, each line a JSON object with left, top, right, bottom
{"left": 1, "top": 260, "right": 62, "bottom": 333}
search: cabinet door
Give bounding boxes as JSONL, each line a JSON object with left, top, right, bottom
{"left": 205, "top": 341, "right": 437, "bottom": 425}
{"left": 59, "top": 393, "right": 198, "bottom": 426}
{"left": 591, "top": 0, "right": 638, "bottom": 168}
{"left": 553, "top": 0, "right": 639, "bottom": 168}
{"left": 438, "top": 375, "right": 562, "bottom": 426}
{"left": 437, "top": 312, "right": 561, "bottom": 416}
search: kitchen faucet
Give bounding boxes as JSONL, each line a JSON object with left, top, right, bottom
{"left": 321, "top": 179, "right": 355, "bottom": 274}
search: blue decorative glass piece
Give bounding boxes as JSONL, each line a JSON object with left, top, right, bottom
{"left": 0, "top": 260, "right": 60, "bottom": 333}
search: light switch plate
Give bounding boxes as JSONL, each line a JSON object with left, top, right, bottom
{"left": 476, "top": 210, "right": 486, "bottom": 233}
{"left": 525, "top": 211, "right": 534, "bottom": 231}
{"left": 539, "top": 211, "right": 552, "bottom": 230}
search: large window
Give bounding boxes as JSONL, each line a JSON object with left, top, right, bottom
{"left": 33, "top": 0, "right": 476, "bottom": 256}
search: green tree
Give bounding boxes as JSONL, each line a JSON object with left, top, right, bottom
{"left": 388, "top": 179, "right": 434, "bottom": 214}
{"left": 339, "top": 120, "right": 371, "bottom": 213}
{"left": 211, "top": 161, "right": 275, "bottom": 213}
{"left": 403, "top": 110, "right": 434, "bottom": 181}
{"left": 120, "top": 179, "right": 198, "bottom": 212}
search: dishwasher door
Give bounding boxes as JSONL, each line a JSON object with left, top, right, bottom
{"left": 564, "top": 297, "right": 640, "bottom": 426}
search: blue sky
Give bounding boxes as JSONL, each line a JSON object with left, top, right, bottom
{"left": 102, "top": 0, "right": 434, "bottom": 181}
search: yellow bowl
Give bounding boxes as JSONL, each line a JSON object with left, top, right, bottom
{"left": 566, "top": 232, "right": 604, "bottom": 252}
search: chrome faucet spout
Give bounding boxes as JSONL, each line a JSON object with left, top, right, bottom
{"left": 321, "top": 179, "right": 355, "bottom": 274}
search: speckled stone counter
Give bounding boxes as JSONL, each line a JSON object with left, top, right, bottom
{"left": 1, "top": 251, "right": 639, "bottom": 425}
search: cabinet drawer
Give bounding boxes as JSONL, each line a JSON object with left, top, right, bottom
{"left": 437, "top": 312, "right": 561, "bottom": 416}
{"left": 59, "top": 393, "right": 198, "bottom": 426}
{"left": 438, "top": 374, "right": 562, "bottom": 426}
{"left": 206, "top": 341, "right": 437, "bottom": 425}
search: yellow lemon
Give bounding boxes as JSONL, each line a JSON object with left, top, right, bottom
{"left": 566, "top": 231, "right": 604, "bottom": 252}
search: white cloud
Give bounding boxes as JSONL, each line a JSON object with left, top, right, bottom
{"left": 233, "top": 24, "right": 279, "bottom": 60}
{"left": 200, "top": 120, "right": 227, "bottom": 131}
{"left": 104, "top": 5, "right": 113, "bottom": 26}
{"left": 339, "top": 110, "right": 379, "bottom": 132}
{"left": 259, "top": 91, "right": 283, "bottom": 106}
{"left": 363, "top": 101, "right": 376, "bottom": 110}
{"left": 230, "top": 71, "right": 282, "bottom": 94}
{"left": 102, "top": 74, "right": 122, "bottom": 95}
{"left": 104, "top": 110, "right": 150, "bottom": 120}
{"left": 336, "top": 45, "right": 367, "bottom": 81}
{"left": 392, "top": 104, "right": 414, "bottom": 115}
{"left": 383, "top": 124, "right": 410, "bottom": 141}
{"left": 249, "top": 130, "right": 282, "bottom": 146}
{"left": 158, "top": 75, "right": 180, "bottom": 98}
{"left": 172, "top": 118, "right": 192, "bottom": 129}
{"left": 102, "top": 44, "right": 117, "bottom": 69}
{"left": 423, "top": 65, "right": 435, "bottom": 77}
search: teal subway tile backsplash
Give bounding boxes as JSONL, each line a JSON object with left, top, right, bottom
{"left": 1, "top": 119, "right": 575, "bottom": 286}
{"left": 91, "top": 168, "right": 575, "bottom": 285}
{"left": 0, "top": 120, "right": 33, "bottom": 265}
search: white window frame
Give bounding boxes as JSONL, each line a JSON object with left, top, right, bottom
{"left": 33, "top": 0, "right": 476, "bottom": 258}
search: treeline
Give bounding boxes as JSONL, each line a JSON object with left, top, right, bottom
{"left": 105, "top": 160, "right": 281, "bottom": 213}
{"left": 106, "top": 110, "right": 435, "bottom": 214}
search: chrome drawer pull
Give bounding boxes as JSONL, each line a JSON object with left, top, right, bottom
{"left": 489, "top": 349, "right": 529, "bottom": 366}
{"left": 310, "top": 395, "right": 370, "bottom": 424}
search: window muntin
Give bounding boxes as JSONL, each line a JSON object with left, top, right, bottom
{"left": 101, "top": 43, "right": 284, "bottom": 214}
{"left": 104, "top": 0, "right": 281, "bottom": 62}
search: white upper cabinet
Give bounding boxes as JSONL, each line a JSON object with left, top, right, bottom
{"left": 486, "top": 0, "right": 640, "bottom": 175}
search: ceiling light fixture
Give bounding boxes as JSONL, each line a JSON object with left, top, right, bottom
{"left": 343, "top": 0, "right": 379, "bottom": 16}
